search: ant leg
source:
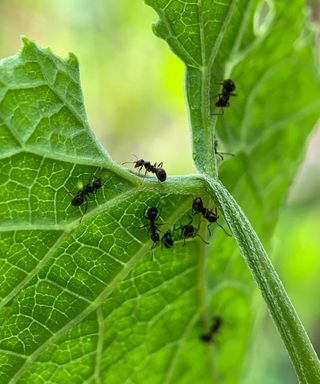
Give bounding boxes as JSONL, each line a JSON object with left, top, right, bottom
{"left": 79, "top": 198, "right": 88, "bottom": 223}
{"left": 219, "top": 151, "right": 235, "bottom": 158}
{"left": 215, "top": 152, "right": 224, "bottom": 161}
{"left": 136, "top": 165, "right": 143, "bottom": 175}
{"left": 157, "top": 162, "right": 163, "bottom": 168}
{"left": 183, "top": 236, "right": 186, "bottom": 247}
{"left": 195, "top": 219, "right": 209, "bottom": 244}
{"left": 213, "top": 207, "right": 231, "bottom": 236}
{"left": 216, "top": 221, "right": 232, "bottom": 237}
{"left": 195, "top": 233, "right": 209, "bottom": 245}
{"left": 150, "top": 239, "right": 159, "bottom": 260}
{"left": 187, "top": 214, "right": 193, "bottom": 226}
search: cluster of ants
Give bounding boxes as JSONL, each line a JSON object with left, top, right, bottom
{"left": 143, "top": 197, "right": 231, "bottom": 258}
{"left": 70, "top": 79, "right": 235, "bottom": 220}
{"left": 69, "top": 159, "right": 167, "bottom": 220}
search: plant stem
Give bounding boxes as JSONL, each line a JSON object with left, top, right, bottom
{"left": 208, "top": 178, "right": 320, "bottom": 384}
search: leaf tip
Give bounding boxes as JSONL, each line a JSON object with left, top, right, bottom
{"left": 67, "top": 52, "right": 79, "bottom": 66}
{"left": 20, "top": 35, "right": 35, "bottom": 49}
{"left": 151, "top": 21, "right": 162, "bottom": 38}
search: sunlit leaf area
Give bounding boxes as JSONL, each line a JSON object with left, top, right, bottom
{"left": 0, "top": 1, "right": 319, "bottom": 383}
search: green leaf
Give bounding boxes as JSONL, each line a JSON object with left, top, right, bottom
{"left": 0, "top": 38, "right": 210, "bottom": 383}
{"left": 0, "top": 0, "right": 320, "bottom": 381}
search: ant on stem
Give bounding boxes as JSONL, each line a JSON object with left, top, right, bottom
{"left": 200, "top": 316, "right": 223, "bottom": 343}
{"left": 212, "top": 79, "right": 237, "bottom": 115}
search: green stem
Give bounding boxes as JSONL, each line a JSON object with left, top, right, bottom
{"left": 185, "top": 66, "right": 217, "bottom": 177}
{"left": 208, "top": 178, "right": 320, "bottom": 384}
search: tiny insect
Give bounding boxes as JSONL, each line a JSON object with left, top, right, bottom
{"left": 213, "top": 79, "right": 237, "bottom": 115}
{"left": 192, "top": 197, "right": 231, "bottom": 236}
{"left": 71, "top": 177, "right": 104, "bottom": 220}
{"left": 144, "top": 207, "right": 161, "bottom": 259}
{"left": 178, "top": 216, "right": 208, "bottom": 246}
{"left": 123, "top": 157, "right": 167, "bottom": 182}
{"left": 162, "top": 228, "right": 175, "bottom": 248}
{"left": 200, "top": 316, "right": 223, "bottom": 343}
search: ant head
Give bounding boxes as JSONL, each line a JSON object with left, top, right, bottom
{"left": 163, "top": 231, "right": 174, "bottom": 248}
{"left": 223, "top": 79, "right": 236, "bottom": 92}
{"left": 192, "top": 197, "right": 203, "bottom": 213}
{"left": 164, "top": 240, "right": 174, "bottom": 248}
{"left": 155, "top": 168, "right": 167, "bottom": 182}
{"left": 134, "top": 159, "right": 145, "bottom": 168}
{"left": 147, "top": 207, "right": 158, "bottom": 221}
{"left": 92, "top": 178, "right": 103, "bottom": 190}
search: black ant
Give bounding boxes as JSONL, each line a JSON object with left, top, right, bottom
{"left": 144, "top": 207, "right": 161, "bottom": 259}
{"left": 200, "top": 316, "right": 223, "bottom": 343}
{"left": 192, "top": 197, "right": 231, "bottom": 236}
{"left": 213, "top": 79, "right": 236, "bottom": 115}
{"left": 71, "top": 177, "right": 103, "bottom": 219}
{"left": 162, "top": 228, "right": 175, "bottom": 248}
{"left": 123, "top": 157, "right": 167, "bottom": 182}
{"left": 178, "top": 216, "right": 208, "bottom": 246}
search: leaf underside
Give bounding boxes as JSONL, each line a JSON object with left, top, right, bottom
{"left": 0, "top": 0, "right": 319, "bottom": 382}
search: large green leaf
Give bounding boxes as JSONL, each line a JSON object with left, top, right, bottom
{"left": 0, "top": 39, "right": 210, "bottom": 384}
{"left": 0, "top": 0, "right": 319, "bottom": 382}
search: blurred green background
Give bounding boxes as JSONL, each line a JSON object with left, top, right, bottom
{"left": 0, "top": 1, "right": 319, "bottom": 383}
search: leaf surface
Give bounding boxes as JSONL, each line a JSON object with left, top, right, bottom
{"left": 0, "top": 0, "right": 320, "bottom": 381}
